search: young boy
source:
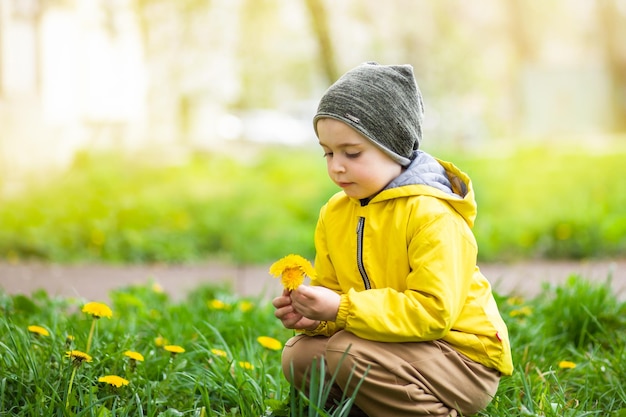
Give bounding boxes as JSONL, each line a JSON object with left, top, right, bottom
{"left": 272, "top": 62, "right": 513, "bottom": 417}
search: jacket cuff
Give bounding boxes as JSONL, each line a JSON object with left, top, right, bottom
{"left": 299, "top": 320, "right": 328, "bottom": 336}
{"left": 334, "top": 294, "right": 349, "bottom": 329}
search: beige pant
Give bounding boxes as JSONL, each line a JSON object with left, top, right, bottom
{"left": 282, "top": 331, "right": 501, "bottom": 417}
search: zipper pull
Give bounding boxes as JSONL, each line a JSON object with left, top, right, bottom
{"left": 356, "top": 216, "right": 364, "bottom": 233}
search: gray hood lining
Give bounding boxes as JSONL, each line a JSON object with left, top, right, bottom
{"left": 384, "top": 151, "right": 461, "bottom": 197}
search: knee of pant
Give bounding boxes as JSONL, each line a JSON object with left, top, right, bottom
{"left": 282, "top": 348, "right": 305, "bottom": 386}
{"left": 281, "top": 337, "right": 323, "bottom": 388}
{"left": 325, "top": 331, "right": 359, "bottom": 373}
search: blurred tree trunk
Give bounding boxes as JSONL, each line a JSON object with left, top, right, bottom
{"left": 506, "top": 0, "right": 535, "bottom": 136}
{"left": 597, "top": 0, "right": 626, "bottom": 132}
{"left": 0, "top": 1, "right": 4, "bottom": 97}
{"left": 133, "top": 0, "right": 212, "bottom": 144}
{"left": 33, "top": 2, "right": 43, "bottom": 96}
{"left": 304, "top": 0, "right": 339, "bottom": 84}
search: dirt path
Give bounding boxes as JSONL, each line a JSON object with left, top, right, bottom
{"left": 1, "top": 259, "right": 626, "bottom": 303}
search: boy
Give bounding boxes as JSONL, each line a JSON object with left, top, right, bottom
{"left": 272, "top": 62, "right": 513, "bottom": 417}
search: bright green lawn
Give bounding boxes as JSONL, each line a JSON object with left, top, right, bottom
{"left": 1, "top": 143, "right": 625, "bottom": 265}
{"left": 1, "top": 275, "right": 625, "bottom": 416}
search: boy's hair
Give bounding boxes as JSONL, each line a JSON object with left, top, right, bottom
{"left": 313, "top": 62, "right": 424, "bottom": 167}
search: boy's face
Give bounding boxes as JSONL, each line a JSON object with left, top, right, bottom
{"left": 317, "top": 118, "right": 402, "bottom": 200}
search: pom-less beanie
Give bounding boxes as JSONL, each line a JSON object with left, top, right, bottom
{"left": 313, "top": 62, "right": 424, "bottom": 167}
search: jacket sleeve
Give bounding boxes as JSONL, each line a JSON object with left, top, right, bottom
{"left": 336, "top": 203, "right": 477, "bottom": 342}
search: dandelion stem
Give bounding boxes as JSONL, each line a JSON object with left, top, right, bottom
{"left": 66, "top": 366, "right": 77, "bottom": 410}
{"left": 86, "top": 318, "right": 97, "bottom": 353}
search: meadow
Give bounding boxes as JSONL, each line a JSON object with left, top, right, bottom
{"left": 1, "top": 142, "right": 626, "bottom": 415}
{"left": 1, "top": 274, "right": 625, "bottom": 416}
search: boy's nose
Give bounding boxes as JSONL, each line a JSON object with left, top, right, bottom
{"left": 329, "top": 159, "right": 345, "bottom": 173}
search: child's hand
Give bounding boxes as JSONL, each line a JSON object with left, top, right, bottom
{"left": 290, "top": 285, "right": 340, "bottom": 322}
{"left": 272, "top": 289, "right": 320, "bottom": 330}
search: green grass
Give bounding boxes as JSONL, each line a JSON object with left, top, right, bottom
{"left": 1, "top": 143, "right": 625, "bottom": 265}
{"left": 1, "top": 275, "right": 625, "bottom": 416}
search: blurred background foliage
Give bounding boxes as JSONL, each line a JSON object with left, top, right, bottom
{"left": 1, "top": 144, "right": 625, "bottom": 265}
{"left": 0, "top": 0, "right": 625, "bottom": 265}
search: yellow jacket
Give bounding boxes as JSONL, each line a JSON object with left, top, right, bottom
{"left": 307, "top": 151, "right": 513, "bottom": 375}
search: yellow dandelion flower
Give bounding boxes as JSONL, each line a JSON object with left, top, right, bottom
{"left": 124, "top": 350, "right": 144, "bottom": 362}
{"left": 257, "top": 336, "right": 282, "bottom": 351}
{"left": 82, "top": 301, "right": 113, "bottom": 319}
{"left": 238, "top": 361, "right": 254, "bottom": 370}
{"left": 269, "top": 254, "right": 315, "bottom": 291}
{"left": 558, "top": 360, "right": 577, "bottom": 369}
{"left": 506, "top": 296, "right": 525, "bottom": 306}
{"left": 66, "top": 350, "right": 93, "bottom": 366}
{"left": 98, "top": 375, "right": 129, "bottom": 388}
{"left": 238, "top": 300, "right": 254, "bottom": 312}
{"left": 211, "top": 348, "right": 228, "bottom": 358}
{"left": 164, "top": 345, "right": 185, "bottom": 354}
{"left": 28, "top": 325, "right": 50, "bottom": 337}
{"left": 208, "top": 299, "right": 227, "bottom": 310}
{"left": 154, "top": 335, "right": 168, "bottom": 347}
{"left": 509, "top": 306, "right": 533, "bottom": 317}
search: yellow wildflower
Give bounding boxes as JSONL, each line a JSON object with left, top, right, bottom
{"left": 558, "top": 360, "right": 577, "bottom": 369}
{"left": 211, "top": 348, "right": 228, "bottom": 358}
{"left": 208, "top": 299, "right": 227, "bottom": 310}
{"left": 154, "top": 335, "right": 168, "bottom": 347}
{"left": 269, "top": 254, "right": 315, "bottom": 291}
{"left": 509, "top": 306, "right": 533, "bottom": 317}
{"left": 124, "top": 350, "right": 144, "bottom": 362}
{"left": 257, "top": 336, "right": 282, "bottom": 351}
{"left": 98, "top": 375, "right": 129, "bottom": 388}
{"left": 164, "top": 345, "right": 185, "bottom": 354}
{"left": 66, "top": 350, "right": 93, "bottom": 366}
{"left": 238, "top": 300, "right": 254, "bottom": 312}
{"left": 83, "top": 302, "right": 112, "bottom": 353}
{"left": 151, "top": 282, "right": 164, "bottom": 293}
{"left": 238, "top": 361, "right": 254, "bottom": 370}
{"left": 82, "top": 302, "right": 113, "bottom": 319}
{"left": 65, "top": 350, "right": 94, "bottom": 409}
{"left": 28, "top": 325, "right": 50, "bottom": 337}
{"left": 506, "top": 296, "right": 525, "bottom": 306}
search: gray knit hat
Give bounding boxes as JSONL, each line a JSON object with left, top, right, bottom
{"left": 313, "top": 62, "right": 424, "bottom": 167}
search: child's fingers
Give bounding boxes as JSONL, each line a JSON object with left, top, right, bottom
{"left": 271, "top": 294, "right": 292, "bottom": 309}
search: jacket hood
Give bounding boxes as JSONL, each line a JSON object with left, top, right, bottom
{"left": 373, "top": 151, "right": 478, "bottom": 227}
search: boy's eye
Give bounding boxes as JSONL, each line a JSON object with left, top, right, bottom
{"left": 322, "top": 150, "right": 360, "bottom": 159}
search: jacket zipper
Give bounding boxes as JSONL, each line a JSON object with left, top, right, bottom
{"left": 356, "top": 216, "right": 371, "bottom": 290}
